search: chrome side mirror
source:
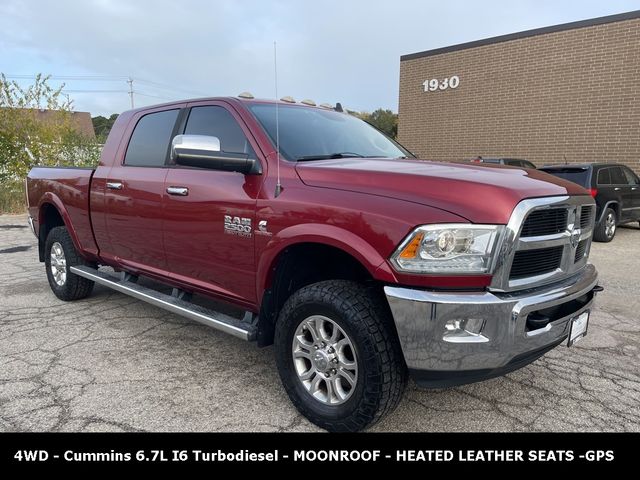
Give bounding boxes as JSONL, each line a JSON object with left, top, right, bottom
{"left": 171, "top": 134, "right": 221, "bottom": 160}
{"left": 171, "top": 134, "right": 261, "bottom": 175}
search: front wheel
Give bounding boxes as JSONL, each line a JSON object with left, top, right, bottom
{"left": 594, "top": 208, "right": 617, "bottom": 242}
{"left": 274, "top": 280, "right": 407, "bottom": 432}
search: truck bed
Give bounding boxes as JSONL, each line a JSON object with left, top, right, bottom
{"left": 26, "top": 166, "right": 98, "bottom": 260}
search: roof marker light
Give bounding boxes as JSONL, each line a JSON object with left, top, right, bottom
{"left": 300, "top": 99, "right": 316, "bottom": 106}
{"left": 280, "top": 96, "right": 296, "bottom": 103}
{"left": 238, "top": 92, "right": 254, "bottom": 99}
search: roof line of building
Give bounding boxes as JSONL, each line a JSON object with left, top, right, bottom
{"left": 400, "top": 9, "right": 640, "bottom": 61}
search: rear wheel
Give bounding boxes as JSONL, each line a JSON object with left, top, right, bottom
{"left": 45, "top": 226, "right": 94, "bottom": 301}
{"left": 594, "top": 208, "right": 616, "bottom": 242}
{"left": 274, "top": 280, "right": 407, "bottom": 432}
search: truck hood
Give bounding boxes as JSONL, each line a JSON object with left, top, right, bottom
{"left": 295, "top": 158, "right": 589, "bottom": 224}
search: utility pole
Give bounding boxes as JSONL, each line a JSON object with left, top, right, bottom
{"left": 127, "top": 77, "right": 134, "bottom": 108}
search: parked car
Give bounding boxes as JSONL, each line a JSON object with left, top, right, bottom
{"left": 539, "top": 163, "right": 640, "bottom": 242}
{"left": 470, "top": 156, "right": 537, "bottom": 169}
{"left": 26, "top": 95, "right": 600, "bottom": 431}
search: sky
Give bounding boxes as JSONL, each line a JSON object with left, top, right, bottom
{"left": 1, "top": 0, "right": 638, "bottom": 116}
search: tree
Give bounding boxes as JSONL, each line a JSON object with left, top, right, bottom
{"left": 355, "top": 108, "right": 398, "bottom": 139}
{"left": 0, "top": 73, "right": 100, "bottom": 185}
{"left": 92, "top": 113, "right": 119, "bottom": 142}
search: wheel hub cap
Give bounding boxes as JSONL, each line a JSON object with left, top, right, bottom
{"left": 292, "top": 315, "right": 358, "bottom": 405}
{"left": 312, "top": 350, "right": 332, "bottom": 372}
{"left": 605, "top": 213, "right": 616, "bottom": 237}
{"left": 50, "top": 242, "right": 67, "bottom": 286}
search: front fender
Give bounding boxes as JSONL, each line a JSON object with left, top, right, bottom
{"left": 256, "top": 223, "right": 396, "bottom": 298}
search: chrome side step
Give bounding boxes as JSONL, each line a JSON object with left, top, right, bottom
{"left": 70, "top": 265, "right": 257, "bottom": 341}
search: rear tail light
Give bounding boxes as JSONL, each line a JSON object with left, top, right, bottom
{"left": 588, "top": 188, "right": 598, "bottom": 197}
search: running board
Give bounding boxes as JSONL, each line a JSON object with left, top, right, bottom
{"left": 70, "top": 265, "right": 257, "bottom": 341}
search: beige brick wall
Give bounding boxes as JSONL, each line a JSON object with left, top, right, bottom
{"left": 398, "top": 17, "right": 640, "bottom": 171}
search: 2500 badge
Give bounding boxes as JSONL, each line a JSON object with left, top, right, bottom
{"left": 224, "top": 215, "right": 252, "bottom": 237}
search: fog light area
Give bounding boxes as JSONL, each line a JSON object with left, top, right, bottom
{"left": 443, "top": 318, "right": 488, "bottom": 343}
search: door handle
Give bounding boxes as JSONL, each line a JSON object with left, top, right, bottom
{"left": 106, "top": 182, "right": 123, "bottom": 190}
{"left": 166, "top": 186, "right": 189, "bottom": 196}
{"left": 633, "top": 187, "right": 638, "bottom": 190}
{"left": 614, "top": 187, "right": 621, "bottom": 191}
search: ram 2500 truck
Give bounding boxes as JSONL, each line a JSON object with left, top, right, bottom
{"left": 26, "top": 96, "right": 600, "bottom": 432}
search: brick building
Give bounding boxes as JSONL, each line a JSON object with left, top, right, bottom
{"left": 32, "top": 109, "right": 96, "bottom": 139}
{"left": 398, "top": 11, "right": 640, "bottom": 169}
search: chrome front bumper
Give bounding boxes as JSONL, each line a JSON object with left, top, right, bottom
{"left": 384, "top": 264, "right": 599, "bottom": 388}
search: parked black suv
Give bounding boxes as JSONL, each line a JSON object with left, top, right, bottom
{"left": 471, "top": 157, "right": 537, "bottom": 169}
{"left": 539, "top": 163, "right": 640, "bottom": 242}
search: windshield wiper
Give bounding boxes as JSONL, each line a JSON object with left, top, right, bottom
{"left": 296, "top": 152, "right": 365, "bottom": 161}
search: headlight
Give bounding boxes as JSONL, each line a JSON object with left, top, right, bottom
{"left": 391, "top": 224, "right": 504, "bottom": 274}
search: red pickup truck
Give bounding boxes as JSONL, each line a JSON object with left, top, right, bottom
{"left": 26, "top": 96, "right": 600, "bottom": 431}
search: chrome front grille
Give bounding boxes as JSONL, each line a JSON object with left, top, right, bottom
{"left": 574, "top": 240, "right": 588, "bottom": 263}
{"left": 490, "top": 196, "right": 596, "bottom": 292}
{"left": 510, "top": 246, "right": 564, "bottom": 280}
{"left": 520, "top": 209, "right": 567, "bottom": 237}
{"left": 580, "top": 205, "right": 595, "bottom": 230}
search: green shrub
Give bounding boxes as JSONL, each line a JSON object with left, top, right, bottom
{"left": 0, "top": 180, "right": 26, "bottom": 214}
{"left": 0, "top": 73, "right": 100, "bottom": 190}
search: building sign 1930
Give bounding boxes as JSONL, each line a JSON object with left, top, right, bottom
{"left": 422, "top": 75, "right": 460, "bottom": 92}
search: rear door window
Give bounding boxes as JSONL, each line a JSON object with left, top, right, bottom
{"left": 622, "top": 167, "right": 640, "bottom": 185}
{"left": 597, "top": 168, "right": 612, "bottom": 185}
{"left": 610, "top": 167, "right": 627, "bottom": 185}
{"left": 124, "top": 109, "right": 179, "bottom": 166}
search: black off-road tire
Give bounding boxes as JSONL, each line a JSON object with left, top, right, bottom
{"left": 274, "top": 280, "right": 407, "bottom": 432}
{"left": 593, "top": 207, "right": 617, "bottom": 242}
{"left": 44, "top": 226, "right": 94, "bottom": 301}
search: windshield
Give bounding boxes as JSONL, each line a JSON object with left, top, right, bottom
{"left": 249, "top": 104, "right": 411, "bottom": 161}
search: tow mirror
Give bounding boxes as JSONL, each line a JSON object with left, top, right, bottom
{"left": 171, "top": 134, "right": 261, "bottom": 174}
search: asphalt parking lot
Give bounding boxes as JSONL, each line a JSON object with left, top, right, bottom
{"left": 1, "top": 214, "right": 639, "bottom": 432}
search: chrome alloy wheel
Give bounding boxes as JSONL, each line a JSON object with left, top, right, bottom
{"left": 605, "top": 212, "right": 616, "bottom": 238}
{"left": 50, "top": 241, "right": 67, "bottom": 286}
{"left": 292, "top": 315, "right": 358, "bottom": 405}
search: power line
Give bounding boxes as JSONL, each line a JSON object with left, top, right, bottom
{"left": 4, "top": 74, "right": 209, "bottom": 97}
{"left": 60, "top": 88, "right": 175, "bottom": 100}
{"left": 64, "top": 89, "right": 177, "bottom": 102}
{"left": 134, "top": 92, "right": 175, "bottom": 100}
{"left": 4, "top": 74, "right": 128, "bottom": 81}
{"left": 62, "top": 89, "right": 129, "bottom": 93}
{"left": 135, "top": 78, "right": 208, "bottom": 97}
{"left": 5, "top": 74, "right": 209, "bottom": 110}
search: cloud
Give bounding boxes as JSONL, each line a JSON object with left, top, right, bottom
{"left": 0, "top": 0, "right": 637, "bottom": 115}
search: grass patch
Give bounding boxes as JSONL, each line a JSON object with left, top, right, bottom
{"left": 0, "top": 180, "right": 27, "bottom": 214}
